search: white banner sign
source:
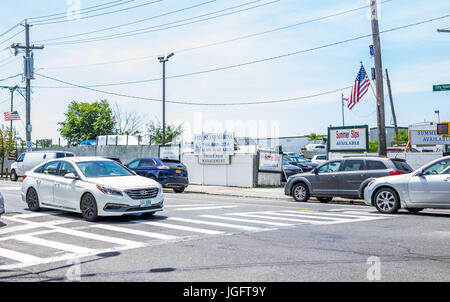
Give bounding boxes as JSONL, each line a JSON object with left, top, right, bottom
{"left": 328, "top": 127, "right": 368, "bottom": 152}
{"left": 258, "top": 152, "right": 282, "bottom": 172}
{"left": 159, "top": 145, "right": 181, "bottom": 161}
{"left": 410, "top": 130, "right": 450, "bottom": 145}
{"left": 194, "top": 133, "right": 235, "bottom": 155}
{"left": 199, "top": 154, "right": 231, "bottom": 165}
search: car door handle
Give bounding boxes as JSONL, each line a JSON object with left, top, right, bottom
{"left": 36, "top": 180, "right": 41, "bottom": 184}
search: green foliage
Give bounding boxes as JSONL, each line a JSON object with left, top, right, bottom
{"left": 392, "top": 129, "right": 409, "bottom": 145}
{"left": 369, "top": 140, "right": 379, "bottom": 153}
{"left": 0, "top": 128, "right": 17, "bottom": 173}
{"left": 146, "top": 120, "right": 183, "bottom": 145}
{"left": 59, "top": 100, "right": 115, "bottom": 145}
{"left": 306, "top": 133, "right": 325, "bottom": 141}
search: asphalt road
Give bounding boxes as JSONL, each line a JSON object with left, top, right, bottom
{"left": 0, "top": 181, "right": 450, "bottom": 282}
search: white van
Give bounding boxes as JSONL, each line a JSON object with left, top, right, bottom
{"left": 10, "top": 151, "right": 76, "bottom": 181}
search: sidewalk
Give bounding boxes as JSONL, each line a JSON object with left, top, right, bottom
{"left": 183, "top": 184, "right": 366, "bottom": 205}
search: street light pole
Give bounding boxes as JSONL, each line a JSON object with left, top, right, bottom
{"left": 341, "top": 94, "right": 348, "bottom": 127}
{"left": 435, "top": 110, "right": 440, "bottom": 123}
{"left": 158, "top": 53, "right": 174, "bottom": 145}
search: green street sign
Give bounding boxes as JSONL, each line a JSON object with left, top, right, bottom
{"left": 433, "top": 84, "right": 450, "bottom": 92}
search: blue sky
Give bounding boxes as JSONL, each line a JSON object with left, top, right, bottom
{"left": 0, "top": 0, "right": 450, "bottom": 144}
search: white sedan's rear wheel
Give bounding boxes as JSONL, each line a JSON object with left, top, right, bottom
{"left": 374, "top": 188, "right": 400, "bottom": 214}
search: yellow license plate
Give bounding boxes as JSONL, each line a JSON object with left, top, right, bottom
{"left": 176, "top": 170, "right": 182, "bottom": 174}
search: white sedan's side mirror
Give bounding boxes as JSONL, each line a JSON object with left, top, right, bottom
{"left": 64, "top": 173, "right": 78, "bottom": 180}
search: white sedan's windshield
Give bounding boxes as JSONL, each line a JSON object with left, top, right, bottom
{"left": 77, "top": 161, "right": 133, "bottom": 178}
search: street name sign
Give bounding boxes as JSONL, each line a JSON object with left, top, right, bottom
{"left": 433, "top": 84, "right": 450, "bottom": 92}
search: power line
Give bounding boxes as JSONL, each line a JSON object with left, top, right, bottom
{"left": 31, "top": 0, "right": 163, "bottom": 26}
{"left": 0, "top": 74, "right": 22, "bottom": 82}
{"left": 0, "top": 29, "right": 25, "bottom": 46}
{"left": 35, "top": 72, "right": 352, "bottom": 106}
{"left": 34, "top": 0, "right": 218, "bottom": 43}
{"left": 0, "top": 22, "right": 23, "bottom": 39}
{"left": 28, "top": 0, "right": 134, "bottom": 21}
{"left": 42, "top": 0, "right": 281, "bottom": 45}
{"left": 36, "top": 12, "right": 450, "bottom": 89}
{"left": 39, "top": 0, "right": 392, "bottom": 69}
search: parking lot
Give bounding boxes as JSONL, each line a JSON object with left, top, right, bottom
{"left": 1, "top": 181, "right": 450, "bottom": 282}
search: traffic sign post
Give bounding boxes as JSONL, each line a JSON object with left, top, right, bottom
{"left": 433, "top": 84, "right": 450, "bottom": 92}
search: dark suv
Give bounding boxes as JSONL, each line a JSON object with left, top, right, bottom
{"left": 284, "top": 157, "right": 413, "bottom": 203}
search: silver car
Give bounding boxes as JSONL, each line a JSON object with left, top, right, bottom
{"left": 364, "top": 156, "right": 450, "bottom": 214}
{"left": 0, "top": 192, "right": 4, "bottom": 217}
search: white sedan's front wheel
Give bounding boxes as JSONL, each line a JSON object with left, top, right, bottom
{"left": 374, "top": 188, "right": 400, "bottom": 214}
{"left": 81, "top": 193, "right": 99, "bottom": 222}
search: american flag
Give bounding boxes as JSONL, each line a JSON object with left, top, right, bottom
{"left": 4, "top": 111, "right": 21, "bottom": 121}
{"left": 348, "top": 65, "right": 370, "bottom": 110}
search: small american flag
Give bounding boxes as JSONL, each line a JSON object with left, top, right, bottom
{"left": 348, "top": 65, "right": 370, "bottom": 110}
{"left": 4, "top": 111, "right": 21, "bottom": 121}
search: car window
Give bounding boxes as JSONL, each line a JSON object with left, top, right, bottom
{"left": 342, "top": 160, "right": 365, "bottom": 171}
{"left": 366, "top": 160, "right": 387, "bottom": 170}
{"left": 423, "top": 160, "right": 450, "bottom": 175}
{"left": 318, "top": 161, "right": 342, "bottom": 173}
{"left": 65, "top": 153, "right": 75, "bottom": 157}
{"left": 17, "top": 153, "right": 25, "bottom": 162}
{"left": 58, "top": 162, "right": 78, "bottom": 177}
{"left": 77, "top": 161, "right": 133, "bottom": 178}
{"left": 318, "top": 156, "right": 327, "bottom": 160}
{"left": 56, "top": 152, "right": 65, "bottom": 158}
{"left": 127, "top": 160, "right": 139, "bottom": 169}
{"left": 36, "top": 161, "right": 60, "bottom": 175}
{"left": 392, "top": 160, "right": 413, "bottom": 173}
{"left": 138, "top": 159, "right": 156, "bottom": 167}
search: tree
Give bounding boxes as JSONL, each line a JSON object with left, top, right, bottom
{"left": 146, "top": 120, "right": 183, "bottom": 145}
{"left": 59, "top": 100, "right": 115, "bottom": 145}
{"left": 306, "top": 133, "right": 325, "bottom": 142}
{"left": 369, "top": 140, "right": 379, "bottom": 153}
{"left": 112, "top": 103, "right": 145, "bottom": 136}
{"left": 0, "top": 127, "right": 16, "bottom": 176}
{"left": 392, "top": 129, "right": 409, "bottom": 146}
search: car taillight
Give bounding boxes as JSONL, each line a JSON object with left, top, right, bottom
{"left": 22, "top": 175, "right": 27, "bottom": 180}
{"left": 389, "top": 171, "right": 404, "bottom": 176}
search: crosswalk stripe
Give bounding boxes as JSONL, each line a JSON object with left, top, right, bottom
{"left": 266, "top": 212, "right": 351, "bottom": 222}
{"left": 229, "top": 213, "right": 326, "bottom": 224}
{"left": 168, "top": 217, "right": 263, "bottom": 231}
{"left": 0, "top": 219, "right": 79, "bottom": 236}
{"left": 90, "top": 225, "right": 179, "bottom": 240}
{"left": 0, "top": 247, "right": 42, "bottom": 263}
{"left": 13, "top": 235, "right": 94, "bottom": 254}
{"left": 281, "top": 210, "right": 384, "bottom": 219}
{"left": 15, "top": 212, "right": 61, "bottom": 219}
{"left": 201, "top": 215, "right": 294, "bottom": 227}
{"left": 174, "top": 206, "right": 238, "bottom": 211}
{"left": 132, "top": 220, "right": 224, "bottom": 235}
{"left": 53, "top": 227, "right": 143, "bottom": 248}
{"left": 165, "top": 204, "right": 217, "bottom": 208}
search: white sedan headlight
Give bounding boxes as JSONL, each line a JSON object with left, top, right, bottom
{"left": 96, "top": 185, "right": 123, "bottom": 196}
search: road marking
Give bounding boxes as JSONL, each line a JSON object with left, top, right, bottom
{"left": 0, "top": 247, "right": 42, "bottom": 263}
{"left": 0, "top": 219, "right": 70, "bottom": 235}
{"left": 174, "top": 205, "right": 239, "bottom": 211}
{"left": 228, "top": 213, "right": 326, "bottom": 224}
{"left": 90, "top": 224, "right": 179, "bottom": 240}
{"left": 281, "top": 210, "right": 387, "bottom": 219}
{"left": 168, "top": 217, "right": 263, "bottom": 231}
{"left": 0, "top": 187, "right": 21, "bottom": 191}
{"left": 165, "top": 204, "right": 218, "bottom": 208}
{"left": 132, "top": 220, "right": 224, "bottom": 235}
{"left": 15, "top": 212, "right": 62, "bottom": 219}
{"left": 13, "top": 235, "right": 94, "bottom": 254}
{"left": 201, "top": 215, "right": 294, "bottom": 227}
{"left": 52, "top": 227, "right": 144, "bottom": 248}
{"left": 266, "top": 212, "right": 351, "bottom": 222}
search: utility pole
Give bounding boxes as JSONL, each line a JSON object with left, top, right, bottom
{"left": 370, "top": 0, "right": 387, "bottom": 157}
{"left": 341, "top": 94, "right": 348, "bottom": 127}
{"left": 10, "top": 20, "right": 44, "bottom": 152}
{"left": 158, "top": 53, "right": 174, "bottom": 145}
{"left": 385, "top": 69, "right": 398, "bottom": 136}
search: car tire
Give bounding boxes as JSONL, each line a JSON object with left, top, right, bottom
{"left": 26, "top": 188, "right": 41, "bottom": 212}
{"left": 406, "top": 208, "right": 424, "bottom": 213}
{"left": 374, "top": 188, "right": 400, "bottom": 214}
{"left": 81, "top": 193, "right": 99, "bottom": 222}
{"left": 173, "top": 187, "right": 185, "bottom": 194}
{"left": 317, "top": 197, "right": 333, "bottom": 203}
{"left": 292, "top": 183, "right": 310, "bottom": 202}
{"left": 10, "top": 170, "right": 18, "bottom": 182}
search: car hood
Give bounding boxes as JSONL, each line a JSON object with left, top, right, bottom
{"left": 85, "top": 175, "right": 160, "bottom": 190}
{"left": 284, "top": 164, "right": 302, "bottom": 170}
{"left": 373, "top": 173, "right": 412, "bottom": 184}
{"left": 298, "top": 162, "right": 318, "bottom": 167}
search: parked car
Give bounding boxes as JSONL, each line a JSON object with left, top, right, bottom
{"left": 0, "top": 192, "right": 4, "bottom": 217}
{"left": 387, "top": 147, "right": 420, "bottom": 153}
{"left": 285, "top": 155, "right": 319, "bottom": 172}
{"left": 102, "top": 157, "right": 123, "bottom": 164}
{"left": 10, "top": 151, "right": 76, "bottom": 181}
{"left": 22, "top": 157, "right": 164, "bottom": 221}
{"left": 282, "top": 157, "right": 303, "bottom": 182}
{"left": 126, "top": 158, "right": 189, "bottom": 193}
{"left": 311, "top": 154, "right": 328, "bottom": 165}
{"left": 302, "top": 144, "right": 327, "bottom": 154}
{"left": 364, "top": 156, "right": 450, "bottom": 214}
{"left": 285, "top": 157, "right": 413, "bottom": 203}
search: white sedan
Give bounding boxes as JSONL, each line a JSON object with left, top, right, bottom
{"left": 364, "top": 156, "right": 450, "bottom": 214}
{"left": 22, "top": 157, "right": 164, "bottom": 221}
